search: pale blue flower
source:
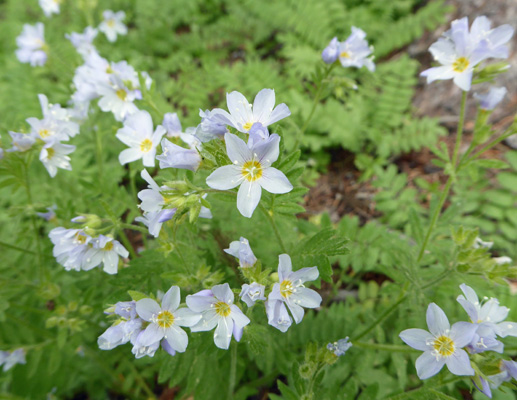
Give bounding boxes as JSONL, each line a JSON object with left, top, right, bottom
{"left": 16, "top": 23, "right": 47, "bottom": 67}
{"left": 162, "top": 113, "right": 182, "bottom": 138}
{"left": 399, "top": 303, "right": 477, "bottom": 379}
{"left": 135, "top": 286, "right": 201, "bottom": 353}
{"left": 474, "top": 87, "right": 507, "bottom": 110}
{"left": 135, "top": 209, "right": 175, "bottom": 238}
{"left": 468, "top": 16, "right": 514, "bottom": 60}
{"left": 36, "top": 205, "right": 57, "bottom": 221}
{"left": 0, "top": 349, "right": 26, "bottom": 372}
{"left": 66, "top": 27, "right": 98, "bottom": 58}
{"left": 39, "top": 140, "right": 76, "bottom": 178}
{"left": 210, "top": 89, "right": 291, "bottom": 134}
{"left": 98, "top": 318, "right": 143, "bottom": 351}
{"left": 40, "top": 0, "right": 60, "bottom": 17}
{"left": 475, "top": 360, "right": 517, "bottom": 398}
{"left": 337, "top": 27, "right": 375, "bottom": 72}
{"left": 187, "top": 283, "right": 250, "bottom": 350}
{"left": 82, "top": 235, "right": 129, "bottom": 274}
{"left": 49, "top": 227, "right": 92, "bottom": 271}
{"left": 239, "top": 282, "right": 266, "bottom": 307}
{"left": 206, "top": 133, "right": 292, "bottom": 218}
{"left": 195, "top": 109, "right": 228, "bottom": 142}
{"left": 99, "top": 10, "right": 127, "bottom": 43}
{"left": 327, "top": 337, "right": 352, "bottom": 356}
{"left": 322, "top": 37, "right": 339, "bottom": 64}
{"left": 157, "top": 138, "right": 201, "bottom": 172}
{"left": 247, "top": 122, "right": 270, "bottom": 148}
{"left": 266, "top": 254, "right": 321, "bottom": 331}
{"left": 224, "top": 237, "right": 257, "bottom": 268}
{"left": 8, "top": 132, "right": 35, "bottom": 152}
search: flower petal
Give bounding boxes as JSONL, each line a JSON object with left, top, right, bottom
{"left": 119, "top": 148, "right": 142, "bottom": 165}
{"left": 252, "top": 89, "right": 275, "bottom": 124}
{"left": 186, "top": 294, "right": 215, "bottom": 313}
{"left": 225, "top": 133, "right": 251, "bottom": 165}
{"left": 292, "top": 287, "right": 321, "bottom": 309}
{"left": 206, "top": 165, "right": 242, "bottom": 190}
{"left": 226, "top": 91, "right": 252, "bottom": 131}
{"left": 445, "top": 349, "right": 474, "bottom": 376}
{"left": 449, "top": 321, "right": 477, "bottom": 347}
{"left": 214, "top": 317, "right": 234, "bottom": 349}
{"left": 287, "top": 301, "right": 305, "bottom": 324}
{"left": 426, "top": 303, "right": 450, "bottom": 336}
{"left": 162, "top": 286, "right": 180, "bottom": 312}
{"left": 136, "top": 298, "right": 161, "bottom": 322}
{"left": 138, "top": 323, "right": 165, "bottom": 346}
{"left": 251, "top": 134, "right": 280, "bottom": 167}
{"left": 212, "top": 283, "right": 234, "bottom": 304}
{"left": 259, "top": 167, "right": 293, "bottom": 194}
{"left": 266, "top": 103, "right": 291, "bottom": 126}
{"left": 278, "top": 254, "right": 292, "bottom": 282}
{"left": 173, "top": 308, "right": 202, "bottom": 327}
{"left": 237, "top": 181, "right": 261, "bottom": 218}
{"left": 415, "top": 351, "right": 445, "bottom": 380}
{"left": 290, "top": 266, "right": 319, "bottom": 283}
{"left": 230, "top": 305, "right": 250, "bottom": 330}
{"left": 399, "top": 329, "right": 433, "bottom": 351}
{"left": 165, "top": 326, "right": 188, "bottom": 353}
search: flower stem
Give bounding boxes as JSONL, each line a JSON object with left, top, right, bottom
{"left": 260, "top": 204, "right": 287, "bottom": 253}
{"left": 228, "top": 342, "right": 238, "bottom": 399}
{"left": 353, "top": 341, "right": 419, "bottom": 353}
{"left": 93, "top": 126, "right": 104, "bottom": 191}
{"left": 416, "top": 91, "right": 467, "bottom": 264}
{"left": 117, "top": 228, "right": 137, "bottom": 259}
{"left": 461, "top": 127, "right": 517, "bottom": 166}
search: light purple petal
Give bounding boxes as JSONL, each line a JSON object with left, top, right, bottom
{"left": 165, "top": 325, "right": 188, "bottom": 352}
{"left": 496, "top": 321, "right": 517, "bottom": 338}
{"left": 225, "top": 133, "right": 251, "bottom": 165}
{"left": 449, "top": 321, "right": 477, "bottom": 347}
{"left": 162, "top": 286, "right": 180, "bottom": 312}
{"left": 287, "top": 302, "right": 305, "bottom": 324}
{"left": 252, "top": 89, "right": 276, "bottom": 123}
{"left": 173, "top": 308, "right": 202, "bottom": 327}
{"left": 212, "top": 283, "right": 234, "bottom": 303}
{"left": 186, "top": 293, "right": 215, "bottom": 313}
{"left": 237, "top": 180, "right": 261, "bottom": 218}
{"left": 230, "top": 305, "right": 250, "bottom": 330}
{"left": 138, "top": 323, "right": 165, "bottom": 346}
{"left": 399, "top": 329, "right": 434, "bottom": 351}
{"left": 426, "top": 303, "right": 450, "bottom": 336}
{"left": 290, "top": 266, "right": 319, "bottom": 283}
{"left": 119, "top": 148, "right": 142, "bottom": 165}
{"left": 259, "top": 167, "right": 293, "bottom": 194}
{"left": 453, "top": 70, "right": 473, "bottom": 92}
{"left": 445, "top": 349, "right": 474, "bottom": 376}
{"left": 416, "top": 351, "right": 446, "bottom": 379}
{"left": 226, "top": 91, "right": 253, "bottom": 130}
{"left": 278, "top": 254, "right": 292, "bottom": 282}
{"left": 214, "top": 317, "right": 233, "bottom": 349}
{"left": 266, "top": 103, "right": 291, "bottom": 126}
{"left": 206, "top": 165, "right": 242, "bottom": 190}
{"left": 251, "top": 134, "right": 280, "bottom": 167}
{"left": 136, "top": 298, "right": 161, "bottom": 322}
{"left": 292, "top": 287, "right": 322, "bottom": 308}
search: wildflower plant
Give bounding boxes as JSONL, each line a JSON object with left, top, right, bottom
{"left": 1, "top": 1, "right": 517, "bottom": 399}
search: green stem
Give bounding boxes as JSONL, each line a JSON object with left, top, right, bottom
{"left": 0, "top": 240, "right": 39, "bottom": 256}
{"left": 306, "top": 363, "right": 325, "bottom": 398}
{"left": 93, "top": 126, "right": 104, "bottom": 191}
{"left": 353, "top": 341, "right": 419, "bottom": 353}
{"left": 462, "top": 128, "right": 516, "bottom": 166}
{"left": 260, "top": 204, "right": 287, "bottom": 253}
{"left": 119, "top": 222, "right": 149, "bottom": 234}
{"left": 118, "top": 228, "right": 137, "bottom": 259}
{"left": 228, "top": 343, "right": 238, "bottom": 399}
{"left": 127, "top": 361, "right": 156, "bottom": 399}
{"left": 416, "top": 91, "right": 468, "bottom": 264}
{"left": 352, "top": 285, "right": 408, "bottom": 341}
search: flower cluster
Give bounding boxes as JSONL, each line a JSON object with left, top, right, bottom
{"left": 49, "top": 219, "right": 128, "bottom": 274}
{"left": 99, "top": 248, "right": 321, "bottom": 356}
{"left": 321, "top": 27, "right": 375, "bottom": 71}
{"left": 421, "top": 16, "right": 514, "bottom": 91}
{"left": 400, "top": 284, "right": 517, "bottom": 393}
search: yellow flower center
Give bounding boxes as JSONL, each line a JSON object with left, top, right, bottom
{"left": 243, "top": 122, "right": 253, "bottom": 131}
{"left": 107, "top": 19, "right": 116, "bottom": 28}
{"left": 214, "top": 301, "right": 231, "bottom": 317}
{"left": 140, "top": 139, "right": 153, "bottom": 152}
{"left": 452, "top": 57, "right": 469, "bottom": 73}
{"left": 280, "top": 280, "right": 294, "bottom": 298}
{"left": 433, "top": 335, "right": 455, "bottom": 357}
{"left": 106, "top": 65, "right": 114, "bottom": 74}
{"left": 156, "top": 310, "right": 175, "bottom": 328}
{"left": 39, "top": 129, "right": 50, "bottom": 138}
{"left": 104, "top": 241, "right": 114, "bottom": 251}
{"left": 116, "top": 89, "right": 127, "bottom": 101}
{"left": 74, "top": 232, "right": 87, "bottom": 245}
{"left": 340, "top": 51, "right": 351, "bottom": 59}
{"left": 241, "top": 160, "right": 263, "bottom": 182}
{"left": 46, "top": 147, "right": 55, "bottom": 159}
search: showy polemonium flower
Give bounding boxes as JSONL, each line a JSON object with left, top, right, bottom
{"left": 327, "top": 337, "right": 352, "bottom": 357}
{"left": 247, "top": 123, "right": 271, "bottom": 148}
{"left": 224, "top": 237, "right": 257, "bottom": 268}
{"left": 162, "top": 113, "right": 183, "bottom": 138}
{"left": 66, "top": 27, "right": 98, "bottom": 58}
{"left": 136, "top": 286, "right": 201, "bottom": 353}
{"left": 322, "top": 37, "right": 339, "bottom": 64}
{"left": 421, "top": 17, "right": 514, "bottom": 91}
{"left": 0, "top": 349, "right": 26, "bottom": 372}
{"left": 157, "top": 138, "right": 201, "bottom": 172}
{"left": 475, "top": 360, "right": 517, "bottom": 398}
{"left": 39, "top": 141, "right": 75, "bottom": 178}
{"left": 135, "top": 210, "right": 175, "bottom": 238}
{"left": 195, "top": 109, "right": 228, "bottom": 142}
{"left": 206, "top": 133, "right": 292, "bottom": 218}
{"left": 49, "top": 227, "right": 91, "bottom": 271}
{"left": 98, "top": 301, "right": 143, "bottom": 351}
{"left": 267, "top": 254, "right": 322, "bottom": 332}
{"left": 82, "top": 235, "right": 129, "bottom": 274}
{"left": 457, "top": 284, "right": 517, "bottom": 351}
{"left": 337, "top": 27, "right": 375, "bottom": 72}
{"left": 99, "top": 10, "right": 127, "bottom": 42}
{"left": 187, "top": 283, "right": 250, "bottom": 350}
{"left": 16, "top": 23, "right": 47, "bottom": 67}
{"left": 8, "top": 132, "right": 35, "bottom": 152}
{"left": 211, "top": 89, "right": 291, "bottom": 134}
{"left": 239, "top": 283, "right": 266, "bottom": 307}
{"left": 399, "top": 303, "right": 477, "bottom": 379}
{"left": 116, "top": 110, "right": 166, "bottom": 167}
{"left": 98, "top": 75, "right": 139, "bottom": 122}
{"left": 39, "top": 0, "right": 60, "bottom": 17}
{"left": 474, "top": 87, "right": 507, "bottom": 111}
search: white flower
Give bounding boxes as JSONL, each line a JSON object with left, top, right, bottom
{"left": 206, "top": 133, "right": 292, "bottom": 218}
{"left": 474, "top": 87, "right": 507, "bottom": 110}
{"left": 39, "top": 141, "right": 75, "bottom": 177}
{"left": 8, "top": 132, "right": 35, "bottom": 152}
{"left": 337, "top": 27, "right": 375, "bottom": 72}
{"left": 97, "top": 75, "right": 139, "bottom": 122}
{"left": 116, "top": 111, "right": 165, "bottom": 167}
{"left": 211, "top": 89, "right": 291, "bottom": 134}
{"left": 39, "top": 0, "right": 61, "bottom": 17}
{"left": 66, "top": 27, "right": 98, "bottom": 58}
{"left": 239, "top": 282, "right": 266, "bottom": 307}
{"left": 16, "top": 23, "right": 47, "bottom": 67}
{"left": 49, "top": 227, "right": 91, "bottom": 271}
{"left": 82, "top": 235, "right": 129, "bottom": 274}
{"left": 187, "top": 283, "right": 250, "bottom": 350}
{"left": 224, "top": 237, "right": 257, "bottom": 268}
{"left": 0, "top": 349, "right": 26, "bottom": 372}
{"left": 135, "top": 210, "right": 175, "bottom": 238}
{"left": 99, "top": 10, "right": 127, "bottom": 42}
